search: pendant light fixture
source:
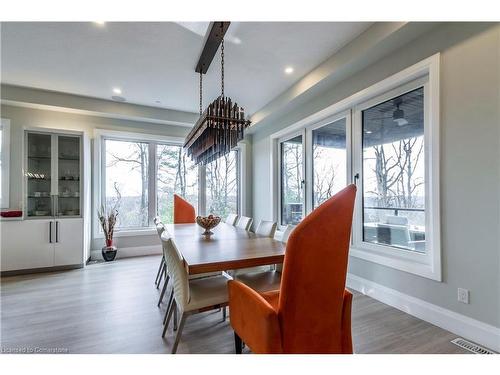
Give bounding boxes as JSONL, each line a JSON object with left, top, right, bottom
{"left": 184, "top": 22, "right": 251, "bottom": 166}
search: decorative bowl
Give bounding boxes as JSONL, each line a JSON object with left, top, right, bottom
{"left": 196, "top": 215, "right": 221, "bottom": 236}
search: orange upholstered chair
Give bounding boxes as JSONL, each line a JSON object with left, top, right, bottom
{"left": 228, "top": 184, "right": 357, "bottom": 354}
{"left": 173, "top": 194, "right": 196, "bottom": 224}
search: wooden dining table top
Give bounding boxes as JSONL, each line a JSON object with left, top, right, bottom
{"left": 164, "top": 222, "right": 285, "bottom": 275}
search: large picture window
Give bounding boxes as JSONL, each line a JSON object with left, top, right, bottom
{"left": 206, "top": 150, "right": 239, "bottom": 218}
{"left": 312, "top": 117, "right": 348, "bottom": 208}
{"left": 99, "top": 132, "right": 242, "bottom": 232}
{"left": 280, "top": 135, "right": 304, "bottom": 225}
{"left": 156, "top": 144, "right": 198, "bottom": 224}
{"left": 104, "top": 139, "right": 150, "bottom": 229}
{"left": 361, "top": 87, "right": 425, "bottom": 253}
{"left": 273, "top": 54, "right": 440, "bottom": 280}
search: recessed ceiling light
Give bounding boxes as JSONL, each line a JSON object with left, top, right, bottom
{"left": 93, "top": 21, "right": 106, "bottom": 26}
{"left": 112, "top": 88, "right": 122, "bottom": 95}
{"left": 284, "top": 67, "right": 294, "bottom": 75}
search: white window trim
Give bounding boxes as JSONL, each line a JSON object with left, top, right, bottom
{"left": 236, "top": 143, "right": 247, "bottom": 216}
{"left": 277, "top": 129, "right": 306, "bottom": 225}
{"left": 93, "top": 128, "right": 247, "bottom": 237}
{"left": 305, "top": 109, "right": 352, "bottom": 214}
{"left": 93, "top": 129, "right": 186, "bottom": 238}
{"left": 270, "top": 53, "right": 441, "bottom": 281}
{"left": 0, "top": 119, "right": 11, "bottom": 209}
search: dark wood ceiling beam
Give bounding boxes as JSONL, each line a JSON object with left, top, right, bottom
{"left": 195, "top": 21, "right": 230, "bottom": 74}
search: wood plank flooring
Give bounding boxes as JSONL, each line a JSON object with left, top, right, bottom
{"left": 0, "top": 255, "right": 467, "bottom": 354}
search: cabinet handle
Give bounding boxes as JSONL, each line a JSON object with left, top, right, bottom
{"left": 49, "top": 222, "right": 53, "bottom": 243}
{"left": 56, "top": 221, "right": 59, "bottom": 243}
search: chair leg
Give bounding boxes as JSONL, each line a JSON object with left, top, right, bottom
{"left": 163, "top": 290, "right": 174, "bottom": 325}
{"left": 173, "top": 305, "right": 178, "bottom": 331}
{"left": 156, "top": 261, "right": 165, "bottom": 289}
{"left": 154, "top": 257, "right": 164, "bottom": 287}
{"left": 222, "top": 306, "right": 227, "bottom": 321}
{"left": 162, "top": 300, "right": 176, "bottom": 338}
{"left": 171, "top": 313, "right": 187, "bottom": 354}
{"left": 234, "top": 332, "right": 242, "bottom": 354}
{"left": 157, "top": 275, "right": 170, "bottom": 307}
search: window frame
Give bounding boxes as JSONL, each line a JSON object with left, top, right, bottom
{"left": 93, "top": 129, "right": 244, "bottom": 238}
{"left": 306, "top": 110, "right": 352, "bottom": 213}
{"left": 278, "top": 129, "right": 306, "bottom": 226}
{"left": 270, "top": 53, "right": 441, "bottom": 281}
{"left": 0, "top": 118, "right": 11, "bottom": 209}
{"left": 351, "top": 75, "right": 440, "bottom": 280}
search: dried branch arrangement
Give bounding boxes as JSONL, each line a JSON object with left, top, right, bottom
{"left": 97, "top": 183, "right": 121, "bottom": 244}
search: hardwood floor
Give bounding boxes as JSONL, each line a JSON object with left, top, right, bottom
{"left": 1, "top": 255, "right": 467, "bottom": 354}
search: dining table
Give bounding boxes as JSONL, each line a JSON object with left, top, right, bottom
{"left": 164, "top": 222, "right": 286, "bottom": 275}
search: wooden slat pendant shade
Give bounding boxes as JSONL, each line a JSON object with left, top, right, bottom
{"left": 184, "top": 95, "right": 250, "bottom": 165}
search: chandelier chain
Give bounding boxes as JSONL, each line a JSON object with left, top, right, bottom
{"left": 221, "top": 23, "right": 224, "bottom": 98}
{"left": 199, "top": 71, "right": 203, "bottom": 115}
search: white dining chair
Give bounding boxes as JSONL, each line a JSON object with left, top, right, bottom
{"left": 233, "top": 220, "right": 281, "bottom": 291}
{"left": 273, "top": 224, "right": 295, "bottom": 243}
{"left": 235, "top": 224, "right": 295, "bottom": 291}
{"left": 275, "top": 225, "right": 295, "bottom": 272}
{"left": 154, "top": 221, "right": 166, "bottom": 288}
{"left": 236, "top": 216, "right": 253, "bottom": 231}
{"left": 156, "top": 222, "right": 222, "bottom": 307}
{"left": 225, "top": 213, "right": 239, "bottom": 226}
{"left": 160, "top": 234, "right": 231, "bottom": 353}
{"left": 156, "top": 223, "right": 170, "bottom": 306}
{"left": 255, "top": 220, "right": 277, "bottom": 237}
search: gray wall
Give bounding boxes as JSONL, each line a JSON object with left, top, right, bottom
{"left": 251, "top": 23, "right": 500, "bottom": 327}
{"left": 0, "top": 104, "right": 190, "bottom": 253}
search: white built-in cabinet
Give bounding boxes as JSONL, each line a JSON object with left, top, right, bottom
{"left": 0, "top": 128, "right": 86, "bottom": 272}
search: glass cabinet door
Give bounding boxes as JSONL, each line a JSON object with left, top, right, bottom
{"left": 26, "top": 132, "right": 53, "bottom": 217}
{"left": 57, "top": 135, "right": 81, "bottom": 217}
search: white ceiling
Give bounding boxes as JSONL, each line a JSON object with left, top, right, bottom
{"left": 1, "top": 22, "right": 372, "bottom": 115}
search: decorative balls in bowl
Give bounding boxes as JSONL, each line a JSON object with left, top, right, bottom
{"left": 196, "top": 215, "right": 221, "bottom": 236}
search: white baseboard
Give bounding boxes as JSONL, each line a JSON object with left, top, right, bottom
{"left": 347, "top": 273, "right": 500, "bottom": 353}
{"left": 90, "top": 245, "right": 161, "bottom": 261}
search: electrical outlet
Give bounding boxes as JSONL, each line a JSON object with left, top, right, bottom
{"left": 458, "top": 288, "right": 470, "bottom": 304}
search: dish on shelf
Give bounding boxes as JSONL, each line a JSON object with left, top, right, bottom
{"left": 34, "top": 210, "right": 50, "bottom": 216}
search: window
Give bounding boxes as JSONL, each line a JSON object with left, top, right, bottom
{"left": 361, "top": 87, "right": 425, "bottom": 253}
{"left": 272, "top": 54, "right": 440, "bottom": 280}
{"left": 312, "top": 118, "right": 348, "bottom": 208}
{"left": 98, "top": 131, "right": 243, "bottom": 233}
{"left": 156, "top": 144, "right": 198, "bottom": 223}
{"left": 278, "top": 115, "right": 349, "bottom": 225}
{"left": 104, "top": 139, "right": 150, "bottom": 229}
{"left": 280, "top": 135, "right": 304, "bottom": 225}
{"left": 0, "top": 119, "right": 10, "bottom": 208}
{"left": 206, "top": 150, "right": 239, "bottom": 218}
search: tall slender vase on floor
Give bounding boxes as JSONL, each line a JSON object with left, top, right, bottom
{"left": 98, "top": 196, "right": 119, "bottom": 262}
